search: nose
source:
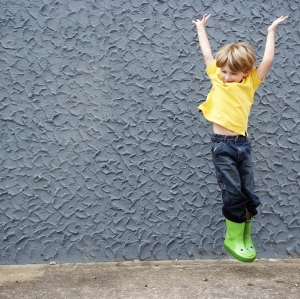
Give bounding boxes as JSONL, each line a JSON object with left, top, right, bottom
{"left": 224, "top": 74, "right": 232, "bottom": 81}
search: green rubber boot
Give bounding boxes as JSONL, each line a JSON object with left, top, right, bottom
{"left": 244, "top": 219, "right": 257, "bottom": 259}
{"left": 224, "top": 219, "right": 256, "bottom": 263}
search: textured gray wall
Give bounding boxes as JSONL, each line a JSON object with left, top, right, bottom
{"left": 0, "top": 0, "right": 299, "bottom": 265}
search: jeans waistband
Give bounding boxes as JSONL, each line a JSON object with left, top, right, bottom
{"left": 211, "top": 134, "right": 248, "bottom": 143}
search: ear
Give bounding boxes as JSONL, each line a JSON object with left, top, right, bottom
{"left": 243, "top": 70, "right": 250, "bottom": 77}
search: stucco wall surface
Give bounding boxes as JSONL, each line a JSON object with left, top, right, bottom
{"left": 0, "top": 0, "right": 299, "bottom": 264}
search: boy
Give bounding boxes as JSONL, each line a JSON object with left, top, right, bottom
{"left": 192, "top": 14, "right": 288, "bottom": 262}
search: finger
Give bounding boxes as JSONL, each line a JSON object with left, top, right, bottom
{"left": 278, "top": 16, "right": 288, "bottom": 23}
{"left": 279, "top": 15, "right": 288, "bottom": 20}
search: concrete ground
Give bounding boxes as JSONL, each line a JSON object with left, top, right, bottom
{"left": 0, "top": 259, "right": 299, "bottom": 299}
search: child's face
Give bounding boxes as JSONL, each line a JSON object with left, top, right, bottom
{"left": 220, "top": 64, "right": 250, "bottom": 83}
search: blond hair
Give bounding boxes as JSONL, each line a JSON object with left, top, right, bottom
{"left": 216, "top": 43, "right": 256, "bottom": 73}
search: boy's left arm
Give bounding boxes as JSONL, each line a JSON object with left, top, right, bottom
{"left": 256, "top": 16, "right": 288, "bottom": 81}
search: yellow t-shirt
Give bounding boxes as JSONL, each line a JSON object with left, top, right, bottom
{"left": 198, "top": 60, "right": 263, "bottom": 135}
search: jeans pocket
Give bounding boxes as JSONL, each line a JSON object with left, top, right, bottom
{"left": 211, "top": 141, "right": 224, "bottom": 154}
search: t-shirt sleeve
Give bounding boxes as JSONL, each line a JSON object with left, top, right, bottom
{"left": 252, "top": 66, "right": 264, "bottom": 89}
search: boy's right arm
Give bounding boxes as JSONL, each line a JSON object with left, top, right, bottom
{"left": 192, "top": 14, "right": 214, "bottom": 67}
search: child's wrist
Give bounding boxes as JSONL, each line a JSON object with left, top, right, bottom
{"left": 196, "top": 25, "right": 206, "bottom": 31}
{"left": 267, "top": 26, "right": 277, "bottom": 33}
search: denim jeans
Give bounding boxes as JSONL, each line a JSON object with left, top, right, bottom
{"left": 211, "top": 134, "right": 261, "bottom": 223}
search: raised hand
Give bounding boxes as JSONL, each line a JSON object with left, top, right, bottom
{"left": 192, "top": 14, "right": 211, "bottom": 29}
{"left": 268, "top": 16, "right": 288, "bottom": 32}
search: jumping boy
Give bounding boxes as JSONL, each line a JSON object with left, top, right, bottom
{"left": 192, "top": 14, "right": 288, "bottom": 262}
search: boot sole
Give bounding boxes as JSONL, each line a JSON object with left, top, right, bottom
{"left": 224, "top": 244, "right": 256, "bottom": 263}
